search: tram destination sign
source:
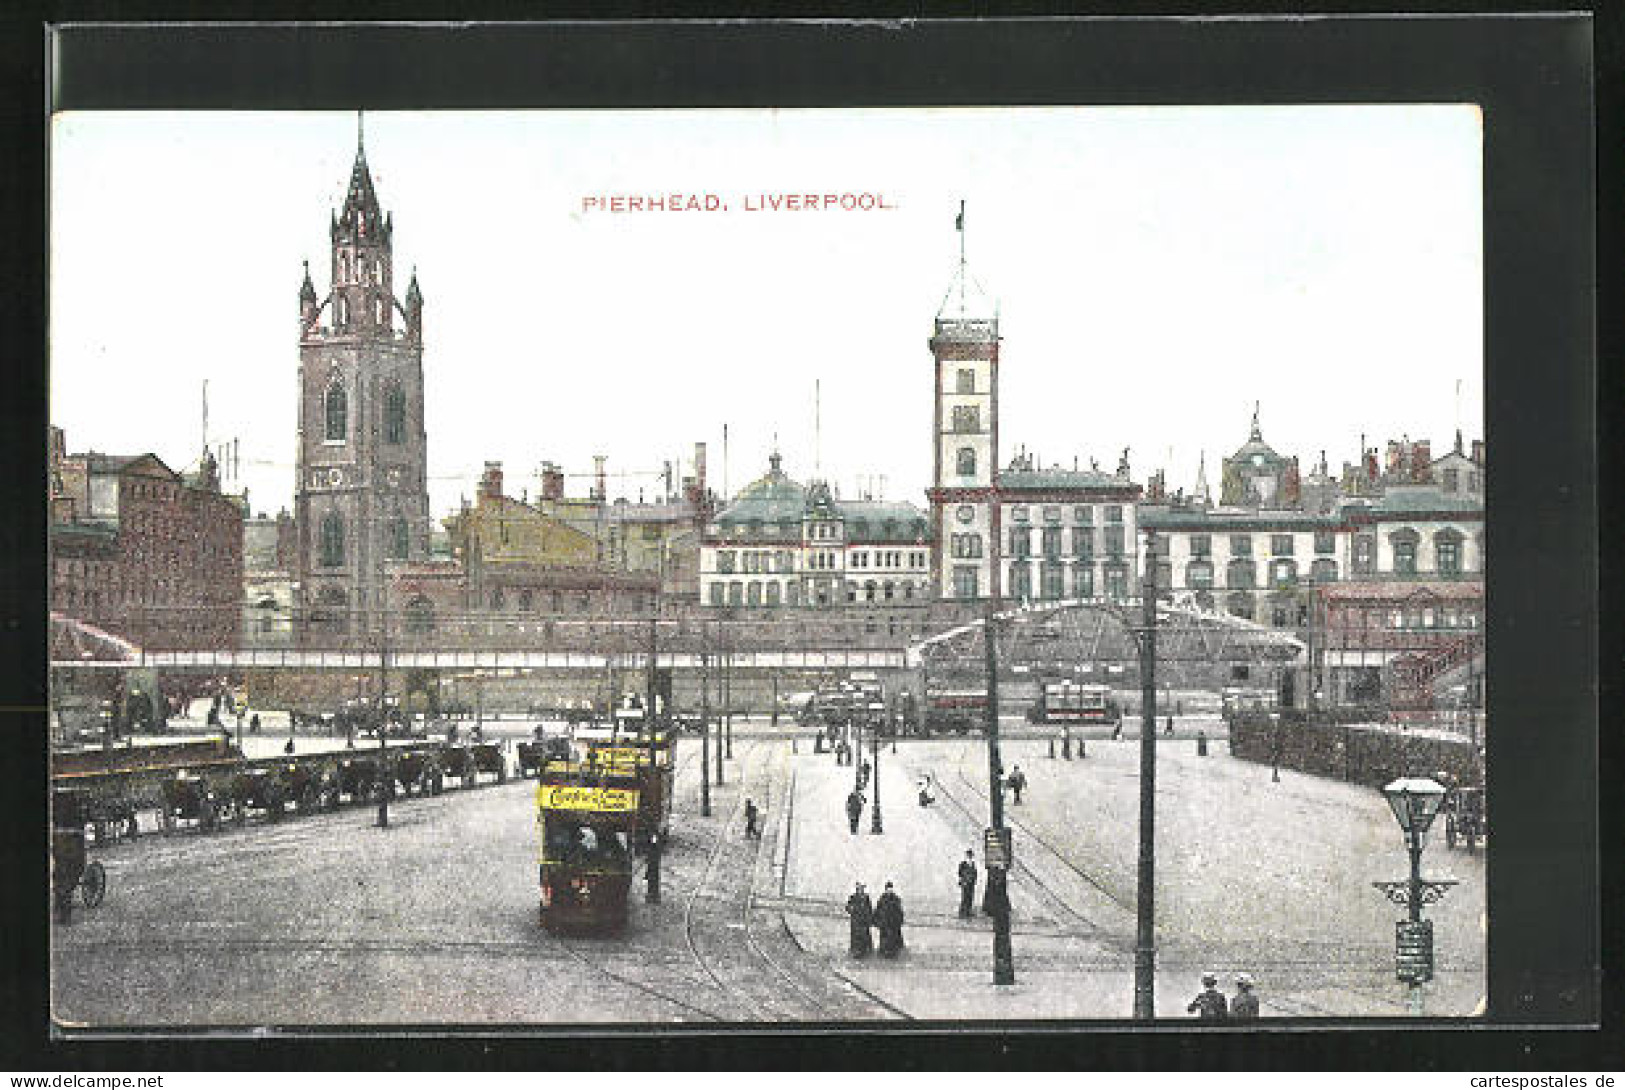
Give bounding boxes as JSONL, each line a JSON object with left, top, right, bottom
{"left": 537, "top": 784, "right": 641, "bottom": 812}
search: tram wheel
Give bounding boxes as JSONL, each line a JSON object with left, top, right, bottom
{"left": 80, "top": 862, "right": 106, "bottom": 908}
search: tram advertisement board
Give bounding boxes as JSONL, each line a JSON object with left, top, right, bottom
{"left": 590, "top": 746, "right": 654, "bottom": 773}
{"left": 537, "top": 784, "right": 641, "bottom": 813}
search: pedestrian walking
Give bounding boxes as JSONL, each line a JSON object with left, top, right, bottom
{"left": 1186, "top": 972, "right": 1229, "bottom": 1021}
{"left": 957, "top": 850, "right": 978, "bottom": 918}
{"left": 1231, "top": 974, "right": 1260, "bottom": 1021}
{"left": 283, "top": 738, "right": 296, "bottom": 755}
{"left": 206, "top": 706, "right": 222, "bottom": 729}
{"left": 846, "top": 789, "right": 864, "bottom": 835}
{"left": 1165, "top": 716, "right": 1175, "bottom": 737}
{"left": 744, "top": 798, "right": 761, "bottom": 839}
{"left": 874, "top": 882, "right": 906, "bottom": 958}
{"left": 918, "top": 776, "right": 936, "bottom": 808}
{"left": 1007, "top": 765, "right": 1027, "bottom": 805}
{"left": 1112, "top": 721, "right": 1124, "bottom": 741}
{"left": 845, "top": 882, "right": 875, "bottom": 958}
{"left": 860, "top": 760, "right": 872, "bottom": 791}
{"left": 249, "top": 713, "right": 261, "bottom": 734}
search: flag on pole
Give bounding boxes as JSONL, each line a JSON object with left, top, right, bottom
{"left": 956, "top": 201, "right": 965, "bottom": 231}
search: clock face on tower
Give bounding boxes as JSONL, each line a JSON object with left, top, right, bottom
{"left": 386, "top": 466, "right": 403, "bottom": 489}
{"left": 327, "top": 467, "right": 344, "bottom": 488}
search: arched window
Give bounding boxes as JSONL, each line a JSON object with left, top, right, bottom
{"left": 1390, "top": 528, "right": 1420, "bottom": 575}
{"left": 957, "top": 447, "right": 976, "bottom": 476}
{"left": 519, "top": 589, "right": 534, "bottom": 611}
{"left": 405, "top": 596, "right": 434, "bottom": 634}
{"left": 388, "top": 517, "right": 409, "bottom": 559}
{"left": 324, "top": 381, "right": 348, "bottom": 441}
{"left": 385, "top": 386, "right": 406, "bottom": 444}
{"left": 319, "top": 514, "right": 345, "bottom": 567}
{"left": 491, "top": 588, "right": 505, "bottom": 612}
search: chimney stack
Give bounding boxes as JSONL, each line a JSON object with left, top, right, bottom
{"left": 479, "top": 461, "right": 504, "bottom": 502}
{"left": 539, "top": 461, "right": 565, "bottom": 501}
{"left": 592, "top": 455, "right": 607, "bottom": 502}
{"left": 1471, "top": 439, "right": 1485, "bottom": 466}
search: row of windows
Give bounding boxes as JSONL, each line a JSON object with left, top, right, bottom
{"left": 1331, "top": 606, "right": 1483, "bottom": 630}
{"left": 706, "top": 579, "right": 926, "bottom": 607}
{"left": 1181, "top": 558, "right": 1339, "bottom": 589}
{"left": 1007, "top": 526, "right": 1126, "bottom": 559}
{"left": 484, "top": 589, "right": 655, "bottom": 614}
{"left": 851, "top": 550, "right": 924, "bottom": 569}
{"left": 1008, "top": 505, "right": 1123, "bottom": 525}
{"left": 715, "top": 549, "right": 796, "bottom": 575}
{"left": 323, "top": 383, "right": 409, "bottom": 445}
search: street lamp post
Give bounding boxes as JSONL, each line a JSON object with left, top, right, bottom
{"left": 700, "top": 650, "right": 712, "bottom": 818}
{"left": 644, "top": 611, "right": 662, "bottom": 904}
{"left": 1133, "top": 530, "right": 1160, "bottom": 1020}
{"left": 1374, "top": 777, "right": 1455, "bottom": 1016}
{"left": 376, "top": 598, "right": 390, "bottom": 829}
{"left": 984, "top": 599, "right": 1016, "bottom": 986}
{"left": 870, "top": 712, "right": 884, "bottom": 835}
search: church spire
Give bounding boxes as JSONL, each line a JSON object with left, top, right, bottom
{"left": 1194, "top": 451, "right": 1211, "bottom": 506}
{"left": 1249, "top": 400, "right": 1262, "bottom": 442}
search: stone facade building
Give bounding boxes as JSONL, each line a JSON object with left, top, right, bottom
{"left": 699, "top": 453, "right": 931, "bottom": 609}
{"left": 293, "top": 125, "right": 432, "bottom": 640}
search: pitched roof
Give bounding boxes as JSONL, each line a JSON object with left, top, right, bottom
{"left": 1000, "top": 468, "right": 1128, "bottom": 492}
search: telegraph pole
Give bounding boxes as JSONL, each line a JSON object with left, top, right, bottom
{"left": 700, "top": 650, "right": 712, "bottom": 817}
{"left": 1133, "top": 530, "right": 1160, "bottom": 1018}
{"left": 377, "top": 596, "right": 390, "bottom": 829}
{"left": 984, "top": 598, "right": 1015, "bottom": 985}
{"left": 714, "top": 621, "right": 726, "bottom": 786}
{"left": 644, "top": 610, "right": 662, "bottom": 903}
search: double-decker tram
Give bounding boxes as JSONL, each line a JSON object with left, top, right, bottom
{"left": 582, "top": 733, "right": 674, "bottom": 851}
{"left": 1029, "top": 680, "right": 1121, "bottom": 728}
{"left": 536, "top": 764, "right": 639, "bottom": 933}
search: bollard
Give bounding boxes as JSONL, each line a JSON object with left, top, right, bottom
{"left": 1197, "top": 731, "right": 1209, "bottom": 757}
{"left": 1062, "top": 737, "right": 1072, "bottom": 760}
{"left": 792, "top": 737, "right": 798, "bottom": 754}
{"left": 1078, "top": 739, "right": 1086, "bottom": 759}
{"left": 1048, "top": 737, "right": 1056, "bottom": 759}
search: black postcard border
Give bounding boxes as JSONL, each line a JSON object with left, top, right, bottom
{"left": 2, "top": 10, "right": 1609, "bottom": 1072}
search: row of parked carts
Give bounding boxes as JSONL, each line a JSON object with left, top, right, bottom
{"left": 51, "top": 736, "right": 515, "bottom": 839}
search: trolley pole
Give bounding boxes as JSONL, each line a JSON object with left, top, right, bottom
{"left": 1133, "top": 531, "right": 1160, "bottom": 1019}
{"left": 985, "top": 599, "right": 1015, "bottom": 986}
{"left": 700, "top": 651, "right": 712, "bottom": 818}
{"left": 645, "top": 611, "right": 662, "bottom": 904}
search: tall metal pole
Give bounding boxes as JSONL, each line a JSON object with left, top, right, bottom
{"left": 377, "top": 597, "right": 390, "bottom": 829}
{"left": 724, "top": 626, "right": 734, "bottom": 760}
{"left": 700, "top": 650, "right": 712, "bottom": 817}
{"left": 1407, "top": 829, "right": 1425, "bottom": 1016}
{"left": 985, "top": 599, "right": 1015, "bottom": 985}
{"left": 870, "top": 714, "right": 884, "bottom": 834}
{"left": 714, "top": 622, "right": 726, "bottom": 785}
{"left": 645, "top": 611, "right": 662, "bottom": 903}
{"left": 1133, "top": 530, "right": 1159, "bottom": 1019}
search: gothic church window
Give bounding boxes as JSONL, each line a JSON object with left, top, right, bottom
{"left": 319, "top": 514, "right": 345, "bottom": 567}
{"left": 325, "top": 382, "right": 348, "bottom": 441}
{"left": 388, "top": 517, "right": 409, "bottom": 559}
{"left": 385, "top": 387, "right": 407, "bottom": 444}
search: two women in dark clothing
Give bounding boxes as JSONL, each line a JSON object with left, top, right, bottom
{"left": 846, "top": 881, "right": 906, "bottom": 959}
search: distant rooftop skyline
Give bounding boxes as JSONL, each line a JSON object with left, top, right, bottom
{"left": 52, "top": 106, "right": 1482, "bottom": 519}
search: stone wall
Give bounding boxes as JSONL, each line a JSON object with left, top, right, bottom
{"left": 1229, "top": 711, "right": 1482, "bottom": 789}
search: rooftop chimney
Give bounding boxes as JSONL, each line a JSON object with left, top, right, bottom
{"left": 592, "top": 455, "right": 607, "bottom": 502}
{"left": 539, "top": 461, "right": 565, "bottom": 502}
{"left": 479, "top": 461, "right": 504, "bottom": 502}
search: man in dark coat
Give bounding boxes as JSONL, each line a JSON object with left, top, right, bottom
{"left": 874, "top": 882, "right": 905, "bottom": 958}
{"left": 1186, "top": 972, "right": 1229, "bottom": 1021}
{"left": 845, "top": 883, "right": 874, "bottom": 958}
{"left": 1231, "top": 974, "right": 1260, "bottom": 1020}
{"left": 846, "top": 789, "right": 864, "bottom": 834}
{"left": 1007, "top": 765, "right": 1027, "bottom": 805}
{"left": 957, "top": 850, "right": 978, "bottom": 918}
{"left": 744, "top": 798, "right": 761, "bottom": 839}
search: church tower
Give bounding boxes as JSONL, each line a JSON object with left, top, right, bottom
{"left": 294, "top": 117, "right": 431, "bottom": 638}
{"left": 927, "top": 203, "right": 1001, "bottom": 601}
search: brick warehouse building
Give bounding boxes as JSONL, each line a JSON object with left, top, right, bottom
{"left": 49, "top": 426, "right": 243, "bottom": 651}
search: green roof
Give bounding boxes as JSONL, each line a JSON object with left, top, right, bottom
{"left": 840, "top": 500, "right": 931, "bottom": 543}
{"left": 1369, "top": 488, "right": 1484, "bottom": 516}
{"left": 1000, "top": 468, "right": 1126, "bottom": 491}
{"left": 1139, "top": 507, "right": 1341, "bottom": 531}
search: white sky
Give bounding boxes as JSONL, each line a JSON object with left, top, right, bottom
{"left": 50, "top": 107, "right": 1482, "bottom": 520}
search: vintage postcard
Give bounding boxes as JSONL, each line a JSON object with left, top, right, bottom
{"left": 48, "top": 103, "right": 1488, "bottom": 1028}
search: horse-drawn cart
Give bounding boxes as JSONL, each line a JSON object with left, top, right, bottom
{"left": 52, "top": 788, "right": 107, "bottom": 923}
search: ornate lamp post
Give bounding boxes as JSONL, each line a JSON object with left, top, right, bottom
{"left": 1374, "top": 776, "right": 1456, "bottom": 1016}
{"left": 984, "top": 599, "right": 1015, "bottom": 985}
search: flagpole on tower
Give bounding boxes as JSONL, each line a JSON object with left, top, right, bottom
{"left": 956, "top": 200, "right": 967, "bottom": 314}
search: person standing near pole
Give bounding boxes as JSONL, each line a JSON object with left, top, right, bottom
{"left": 846, "top": 787, "right": 864, "bottom": 835}
{"left": 1231, "top": 974, "right": 1260, "bottom": 1020}
{"left": 875, "top": 882, "right": 905, "bottom": 958}
{"left": 957, "top": 850, "right": 978, "bottom": 919}
{"left": 845, "top": 882, "right": 874, "bottom": 958}
{"left": 1007, "top": 764, "right": 1027, "bottom": 805}
{"left": 1186, "top": 972, "right": 1229, "bottom": 1021}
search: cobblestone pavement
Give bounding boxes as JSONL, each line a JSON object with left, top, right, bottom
{"left": 51, "top": 732, "right": 1482, "bottom": 1027}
